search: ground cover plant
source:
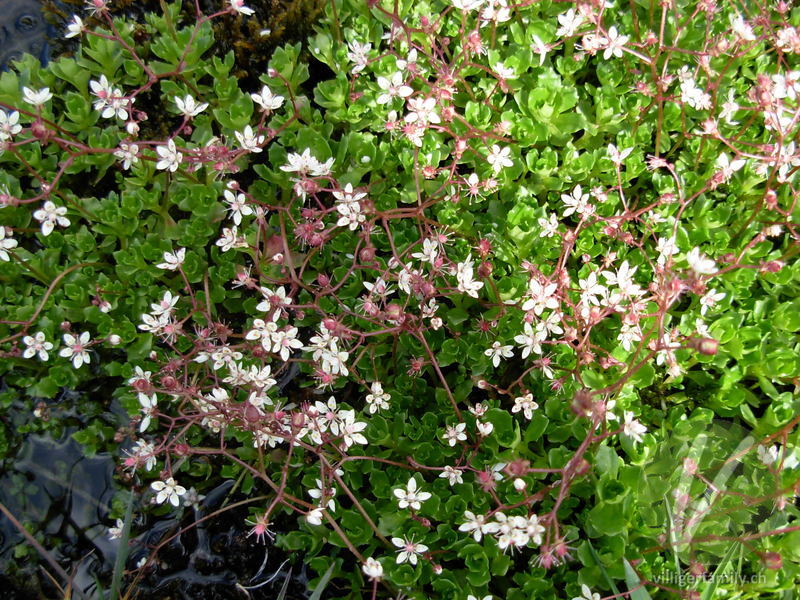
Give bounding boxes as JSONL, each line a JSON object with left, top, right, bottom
{"left": 1, "top": 0, "right": 800, "bottom": 598}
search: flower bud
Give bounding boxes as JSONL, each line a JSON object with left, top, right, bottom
{"left": 359, "top": 247, "right": 376, "bottom": 263}
{"left": 688, "top": 337, "right": 718, "bottom": 355}
{"left": 763, "top": 552, "right": 782, "bottom": 570}
{"left": 108, "top": 334, "right": 122, "bottom": 346}
{"left": 385, "top": 303, "right": 404, "bottom": 322}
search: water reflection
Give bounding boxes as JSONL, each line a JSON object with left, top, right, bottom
{"left": 0, "top": 0, "right": 53, "bottom": 70}
{"left": 0, "top": 388, "right": 311, "bottom": 599}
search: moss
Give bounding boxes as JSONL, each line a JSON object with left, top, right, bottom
{"left": 43, "top": 0, "right": 327, "bottom": 89}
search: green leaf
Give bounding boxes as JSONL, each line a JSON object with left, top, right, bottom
{"left": 623, "top": 559, "right": 653, "bottom": 600}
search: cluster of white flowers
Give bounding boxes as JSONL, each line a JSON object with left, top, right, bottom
{"left": 90, "top": 75, "right": 133, "bottom": 121}
{"left": 304, "top": 322, "right": 350, "bottom": 378}
{"left": 678, "top": 68, "right": 712, "bottom": 110}
{"left": 455, "top": 255, "right": 484, "bottom": 298}
{"left": 459, "top": 510, "right": 545, "bottom": 551}
{"left": 333, "top": 183, "right": 367, "bottom": 231}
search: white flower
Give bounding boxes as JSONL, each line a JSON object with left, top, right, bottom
{"left": 440, "top": 466, "right": 464, "bottom": 486}
{"left": 716, "top": 153, "right": 745, "bottom": 183}
{"left": 758, "top": 445, "right": 779, "bottom": 466}
{"left": 719, "top": 90, "right": 739, "bottom": 124}
{"left": 730, "top": 13, "right": 755, "bottom": 42}
{"left": 411, "top": 238, "right": 439, "bottom": 264}
{"left": 622, "top": 411, "right": 647, "bottom": 444}
{"left": 456, "top": 256, "right": 484, "bottom": 298}
{"left": 59, "top": 331, "right": 91, "bottom": 368}
{"left": 485, "top": 341, "right": 513, "bottom": 367}
{"left": 0, "top": 226, "right": 18, "bottom": 261}
{"left": 603, "top": 27, "right": 629, "bottom": 59}
{"left": 376, "top": 72, "right": 413, "bottom": 105}
{"left": 486, "top": 145, "right": 513, "bottom": 173}
{"left": 556, "top": 8, "right": 584, "bottom": 37}
{"left": 494, "top": 62, "right": 515, "bottom": 79}
{"left": 538, "top": 212, "right": 559, "bottom": 237}
{"left": 33, "top": 201, "right": 70, "bottom": 236}
{"left": 256, "top": 286, "right": 293, "bottom": 311}
{"left": 686, "top": 247, "right": 717, "bottom": 275}
{"left": 459, "top": 510, "right": 499, "bottom": 542}
{"left": 308, "top": 479, "right": 336, "bottom": 511}
{"left": 156, "top": 248, "right": 186, "bottom": 271}
{"left": 392, "top": 536, "right": 428, "bottom": 565}
{"left": 346, "top": 40, "right": 372, "bottom": 74}
{"left": 512, "top": 393, "right": 539, "bottom": 420}
{"left": 155, "top": 139, "right": 182, "bottom": 172}
{"left": 234, "top": 125, "right": 265, "bottom": 152}
{"left": 477, "top": 420, "right": 494, "bottom": 436}
{"left": 151, "top": 477, "right": 186, "bottom": 507}
{"left": 405, "top": 96, "right": 440, "bottom": 125}
{"left": 393, "top": 478, "right": 431, "bottom": 510}
{"left": 514, "top": 322, "right": 544, "bottom": 358}
{"left": 572, "top": 585, "right": 601, "bottom": 600}
{"left": 362, "top": 557, "right": 383, "bottom": 580}
{"left": 306, "top": 507, "right": 324, "bottom": 525}
{"left": 22, "top": 331, "right": 53, "bottom": 361}
{"left": 336, "top": 201, "right": 365, "bottom": 231}
{"left": 336, "top": 410, "right": 368, "bottom": 449}
{"left": 0, "top": 109, "right": 22, "bottom": 141}
{"left": 680, "top": 77, "right": 712, "bottom": 110}
{"left": 280, "top": 148, "right": 333, "bottom": 177}
{"left": 271, "top": 327, "right": 304, "bottom": 361}
{"left": 114, "top": 143, "right": 140, "bottom": 170}
{"left": 365, "top": 382, "right": 390, "bottom": 413}
{"left": 174, "top": 94, "right": 208, "bottom": 118}
{"left": 655, "top": 236, "right": 679, "bottom": 265}
{"left": 229, "top": 0, "right": 255, "bottom": 15}
{"left": 561, "top": 185, "right": 592, "bottom": 218}
{"left": 601, "top": 260, "right": 642, "bottom": 297}
{"left": 522, "top": 280, "right": 559, "bottom": 315}
{"left": 608, "top": 143, "right": 633, "bottom": 165}
{"left": 251, "top": 85, "right": 285, "bottom": 111}
{"left": 138, "top": 392, "right": 158, "bottom": 432}
{"left": 216, "top": 226, "right": 240, "bottom": 252}
{"left": 699, "top": 288, "right": 725, "bottom": 315}
{"left": 108, "top": 518, "right": 125, "bottom": 540}
{"left": 90, "top": 75, "right": 131, "bottom": 120}
{"left": 124, "top": 438, "right": 157, "bottom": 472}
{"left": 22, "top": 87, "right": 53, "bottom": 107}
{"left": 443, "top": 422, "right": 467, "bottom": 446}
{"left": 223, "top": 189, "right": 254, "bottom": 225}
{"left": 530, "top": 35, "right": 548, "bottom": 66}
{"left": 618, "top": 323, "right": 642, "bottom": 352}
{"left": 65, "top": 15, "right": 84, "bottom": 38}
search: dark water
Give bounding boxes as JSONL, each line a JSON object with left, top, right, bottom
{"left": 0, "top": 0, "right": 53, "bottom": 70}
{"left": 0, "top": 385, "right": 310, "bottom": 599}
